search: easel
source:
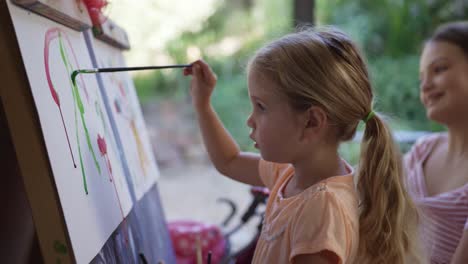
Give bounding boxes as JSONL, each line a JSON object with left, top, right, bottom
{"left": 0, "top": 1, "right": 176, "bottom": 263}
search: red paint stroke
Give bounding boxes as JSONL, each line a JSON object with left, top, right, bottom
{"left": 45, "top": 28, "right": 89, "bottom": 102}
{"left": 97, "top": 134, "right": 112, "bottom": 181}
{"left": 114, "top": 99, "right": 122, "bottom": 113}
{"left": 117, "top": 82, "right": 127, "bottom": 99}
{"left": 44, "top": 28, "right": 76, "bottom": 168}
{"left": 109, "top": 73, "right": 127, "bottom": 100}
{"left": 45, "top": 28, "right": 102, "bottom": 194}
{"left": 97, "top": 134, "right": 129, "bottom": 244}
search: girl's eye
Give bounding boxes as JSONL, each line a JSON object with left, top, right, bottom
{"left": 256, "top": 103, "right": 265, "bottom": 111}
{"left": 434, "top": 65, "right": 448, "bottom": 73}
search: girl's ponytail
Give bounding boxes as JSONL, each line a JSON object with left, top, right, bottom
{"left": 356, "top": 112, "right": 422, "bottom": 263}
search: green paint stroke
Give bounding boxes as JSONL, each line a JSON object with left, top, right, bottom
{"left": 58, "top": 33, "right": 101, "bottom": 194}
{"left": 62, "top": 37, "right": 101, "bottom": 174}
{"left": 53, "top": 240, "right": 67, "bottom": 255}
{"left": 71, "top": 69, "right": 96, "bottom": 88}
{"left": 70, "top": 70, "right": 79, "bottom": 87}
{"left": 95, "top": 100, "right": 108, "bottom": 135}
{"left": 58, "top": 33, "right": 87, "bottom": 194}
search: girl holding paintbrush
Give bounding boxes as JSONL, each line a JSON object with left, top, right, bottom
{"left": 184, "top": 26, "right": 424, "bottom": 263}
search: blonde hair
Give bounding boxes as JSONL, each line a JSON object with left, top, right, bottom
{"left": 248, "top": 27, "right": 423, "bottom": 263}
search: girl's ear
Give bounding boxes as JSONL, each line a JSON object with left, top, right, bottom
{"left": 301, "top": 106, "right": 328, "bottom": 141}
{"left": 305, "top": 106, "right": 327, "bottom": 129}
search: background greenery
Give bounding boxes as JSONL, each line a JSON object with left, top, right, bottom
{"left": 133, "top": 0, "right": 467, "bottom": 164}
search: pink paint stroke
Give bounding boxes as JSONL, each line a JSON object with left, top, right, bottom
{"left": 44, "top": 27, "right": 92, "bottom": 167}
{"left": 44, "top": 28, "right": 77, "bottom": 168}
{"left": 97, "top": 134, "right": 129, "bottom": 244}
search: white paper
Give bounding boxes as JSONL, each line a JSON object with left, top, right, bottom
{"left": 7, "top": 3, "right": 133, "bottom": 263}
{"left": 91, "top": 40, "right": 160, "bottom": 201}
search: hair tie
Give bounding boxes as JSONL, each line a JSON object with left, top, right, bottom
{"left": 362, "top": 110, "right": 375, "bottom": 123}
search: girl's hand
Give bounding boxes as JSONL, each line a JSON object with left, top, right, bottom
{"left": 183, "top": 60, "right": 217, "bottom": 110}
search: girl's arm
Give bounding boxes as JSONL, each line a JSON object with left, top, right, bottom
{"left": 451, "top": 230, "right": 468, "bottom": 264}
{"left": 184, "top": 60, "right": 264, "bottom": 186}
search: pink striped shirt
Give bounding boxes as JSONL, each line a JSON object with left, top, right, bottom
{"left": 404, "top": 134, "right": 468, "bottom": 264}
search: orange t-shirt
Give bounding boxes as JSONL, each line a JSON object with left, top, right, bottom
{"left": 252, "top": 159, "right": 359, "bottom": 264}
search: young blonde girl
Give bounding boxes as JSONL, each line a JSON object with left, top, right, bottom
{"left": 184, "top": 27, "right": 422, "bottom": 263}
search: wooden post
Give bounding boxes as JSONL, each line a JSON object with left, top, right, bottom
{"left": 293, "top": 0, "right": 315, "bottom": 27}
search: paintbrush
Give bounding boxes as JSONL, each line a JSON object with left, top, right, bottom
{"left": 196, "top": 235, "right": 203, "bottom": 264}
{"left": 71, "top": 64, "right": 191, "bottom": 86}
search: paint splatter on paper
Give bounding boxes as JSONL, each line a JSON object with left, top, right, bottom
{"left": 45, "top": 27, "right": 100, "bottom": 194}
{"left": 93, "top": 45, "right": 160, "bottom": 201}
{"left": 7, "top": 4, "right": 133, "bottom": 263}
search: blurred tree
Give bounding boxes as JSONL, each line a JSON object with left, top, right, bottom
{"left": 134, "top": 0, "right": 293, "bottom": 150}
{"left": 318, "top": 0, "right": 468, "bottom": 58}
{"left": 235, "top": 0, "right": 254, "bottom": 11}
{"left": 134, "top": 0, "right": 465, "bottom": 153}
{"left": 317, "top": 0, "right": 466, "bottom": 131}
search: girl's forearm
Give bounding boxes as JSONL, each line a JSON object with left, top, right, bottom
{"left": 194, "top": 104, "right": 240, "bottom": 175}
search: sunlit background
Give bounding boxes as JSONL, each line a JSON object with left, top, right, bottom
{"left": 107, "top": 0, "right": 468, "bottom": 156}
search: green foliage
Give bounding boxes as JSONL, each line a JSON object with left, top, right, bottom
{"left": 369, "top": 55, "right": 444, "bottom": 132}
{"left": 369, "top": 56, "right": 425, "bottom": 128}
{"left": 133, "top": 0, "right": 293, "bottom": 150}
{"left": 134, "top": 70, "right": 191, "bottom": 104}
{"left": 316, "top": 0, "right": 466, "bottom": 134}
{"left": 317, "top": 0, "right": 468, "bottom": 58}
{"left": 134, "top": 0, "right": 462, "bottom": 151}
{"left": 339, "top": 142, "right": 361, "bottom": 166}
{"left": 211, "top": 74, "right": 253, "bottom": 151}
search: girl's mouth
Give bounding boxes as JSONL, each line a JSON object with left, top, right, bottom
{"left": 249, "top": 134, "right": 258, "bottom": 148}
{"left": 425, "top": 91, "right": 444, "bottom": 106}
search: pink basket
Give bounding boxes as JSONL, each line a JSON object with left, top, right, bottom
{"left": 168, "top": 220, "right": 226, "bottom": 264}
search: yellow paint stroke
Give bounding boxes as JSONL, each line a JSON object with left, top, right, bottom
{"left": 130, "top": 119, "right": 149, "bottom": 177}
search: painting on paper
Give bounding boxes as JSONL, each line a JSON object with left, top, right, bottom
{"left": 92, "top": 40, "right": 160, "bottom": 201}
{"left": 7, "top": 3, "right": 133, "bottom": 263}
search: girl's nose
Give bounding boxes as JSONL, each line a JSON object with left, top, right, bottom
{"left": 420, "top": 76, "right": 434, "bottom": 92}
{"left": 246, "top": 114, "right": 255, "bottom": 128}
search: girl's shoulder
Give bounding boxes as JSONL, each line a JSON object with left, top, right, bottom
{"left": 404, "top": 133, "right": 446, "bottom": 168}
{"left": 412, "top": 132, "right": 446, "bottom": 154}
{"left": 290, "top": 180, "right": 359, "bottom": 254}
{"left": 299, "top": 176, "right": 359, "bottom": 220}
{"left": 259, "top": 159, "right": 293, "bottom": 190}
